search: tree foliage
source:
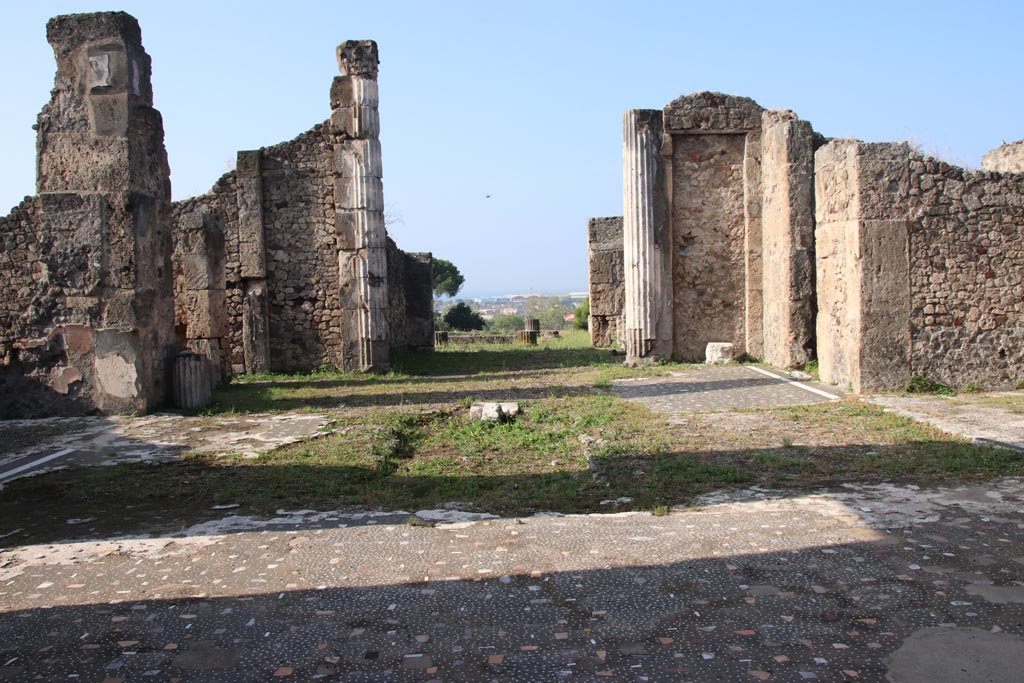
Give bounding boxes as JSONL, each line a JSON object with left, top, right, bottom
{"left": 432, "top": 258, "right": 465, "bottom": 298}
{"left": 573, "top": 297, "right": 590, "bottom": 330}
{"left": 443, "top": 302, "right": 485, "bottom": 331}
{"left": 489, "top": 314, "right": 525, "bottom": 333}
{"left": 524, "top": 296, "right": 574, "bottom": 330}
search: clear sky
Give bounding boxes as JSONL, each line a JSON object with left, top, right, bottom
{"left": 1, "top": 1, "right": 1022, "bottom": 296}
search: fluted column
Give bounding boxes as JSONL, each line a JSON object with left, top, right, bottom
{"left": 623, "top": 110, "right": 671, "bottom": 363}
{"left": 331, "top": 40, "right": 389, "bottom": 372}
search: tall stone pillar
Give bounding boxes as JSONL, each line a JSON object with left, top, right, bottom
{"left": 177, "top": 211, "right": 227, "bottom": 384}
{"left": 236, "top": 150, "right": 271, "bottom": 374}
{"left": 331, "top": 40, "right": 389, "bottom": 372}
{"left": 34, "top": 12, "right": 175, "bottom": 413}
{"left": 761, "top": 110, "right": 816, "bottom": 368}
{"left": 622, "top": 110, "right": 671, "bottom": 363}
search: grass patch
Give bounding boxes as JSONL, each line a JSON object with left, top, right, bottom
{"left": 2, "top": 333, "right": 1020, "bottom": 543}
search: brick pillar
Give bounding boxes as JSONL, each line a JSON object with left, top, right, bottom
{"left": 622, "top": 110, "right": 672, "bottom": 363}
{"left": 331, "top": 40, "right": 389, "bottom": 372}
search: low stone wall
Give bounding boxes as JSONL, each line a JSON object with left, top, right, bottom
{"left": 587, "top": 216, "right": 623, "bottom": 346}
{"left": 445, "top": 334, "right": 516, "bottom": 345}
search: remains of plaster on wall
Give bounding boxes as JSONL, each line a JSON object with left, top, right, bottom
{"left": 87, "top": 54, "right": 110, "bottom": 87}
{"left": 95, "top": 352, "right": 139, "bottom": 399}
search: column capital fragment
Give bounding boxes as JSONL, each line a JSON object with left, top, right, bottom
{"left": 337, "top": 40, "right": 379, "bottom": 77}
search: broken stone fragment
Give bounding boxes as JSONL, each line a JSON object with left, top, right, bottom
{"left": 704, "top": 342, "right": 736, "bottom": 364}
{"left": 469, "top": 402, "right": 520, "bottom": 422}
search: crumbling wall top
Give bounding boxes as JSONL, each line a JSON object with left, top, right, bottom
{"left": 45, "top": 12, "right": 153, "bottom": 105}
{"left": 663, "top": 92, "right": 764, "bottom": 132}
{"left": 982, "top": 139, "right": 1024, "bottom": 174}
{"left": 46, "top": 11, "right": 143, "bottom": 52}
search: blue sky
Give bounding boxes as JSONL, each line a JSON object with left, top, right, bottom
{"left": 1, "top": 1, "right": 1021, "bottom": 296}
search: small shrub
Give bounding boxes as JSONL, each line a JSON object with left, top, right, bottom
{"left": 960, "top": 383, "right": 983, "bottom": 394}
{"left": 906, "top": 374, "right": 954, "bottom": 396}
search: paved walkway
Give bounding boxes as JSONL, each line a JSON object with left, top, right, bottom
{"left": 611, "top": 366, "right": 841, "bottom": 412}
{"left": 870, "top": 395, "right": 1024, "bottom": 452}
{"left": 1, "top": 479, "right": 1022, "bottom": 682}
{"left": 0, "top": 413, "right": 334, "bottom": 486}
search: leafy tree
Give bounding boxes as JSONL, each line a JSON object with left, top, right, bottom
{"left": 443, "top": 303, "right": 485, "bottom": 331}
{"left": 524, "top": 296, "right": 574, "bottom": 330}
{"left": 432, "top": 258, "right": 465, "bottom": 298}
{"left": 573, "top": 297, "right": 590, "bottom": 331}
{"left": 489, "top": 314, "right": 525, "bottom": 333}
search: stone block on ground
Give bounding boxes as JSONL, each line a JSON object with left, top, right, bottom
{"left": 705, "top": 342, "right": 736, "bottom": 364}
{"left": 469, "top": 402, "right": 520, "bottom": 422}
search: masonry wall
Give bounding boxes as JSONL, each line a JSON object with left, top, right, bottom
{"left": 907, "top": 155, "right": 1024, "bottom": 388}
{"left": 815, "top": 139, "right": 1024, "bottom": 392}
{"left": 170, "top": 127, "right": 340, "bottom": 374}
{"left": 385, "top": 240, "right": 434, "bottom": 352}
{"left": 0, "top": 12, "right": 174, "bottom": 417}
{"left": 587, "top": 216, "right": 624, "bottom": 346}
{"left": 663, "top": 93, "right": 765, "bottom": 362}
{"left": 171, "top": 124, "right": 431, "bottom": 374}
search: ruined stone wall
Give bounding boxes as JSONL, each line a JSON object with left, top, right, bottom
{"left": 815, "top": 139, "right": 1024, "bottom": 392}
{"left": 587, "top": 216, "right": 624, "bottom": 346}
{"left": 385, "top": 240, "right": 434, "bottom": 352}
{"left": 171, "top": 125, "right": 433, "bottom": 374}
{"left": 663, "top": 93, "right": 764, "bottom": 362}
{"left": 907, "top": 155, "right": 1024, "bottom": 388}
{"left": 982, "top": 139, "right": 1024, "bottom": 173}
{"left": 260, "top": 124, "right": 343, "bottom": 372}
{"left": 0, "top": 12, "right": 174, "bottom": 417}
{"left": 171, "top": 128, "right": 339, "bottom": 375}
{"left": 401, "top": 251, "right": 435, "bottom": 351}
{"left": 170, "top": 176, "right": 241, "bottom": 370}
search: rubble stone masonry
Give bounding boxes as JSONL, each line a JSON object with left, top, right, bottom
{"left": 0, "top": 12, "right": 174, "bottom": 417}
{"left": 587, "top": 216, "right": 624, "bottom": 346}
{"left": 816, "top": 139, "right": 1024, "bottom": 392}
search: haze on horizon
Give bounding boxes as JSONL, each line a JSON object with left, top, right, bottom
{"left": 1, "top": 0, "right": 1021, "bottom": 295}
